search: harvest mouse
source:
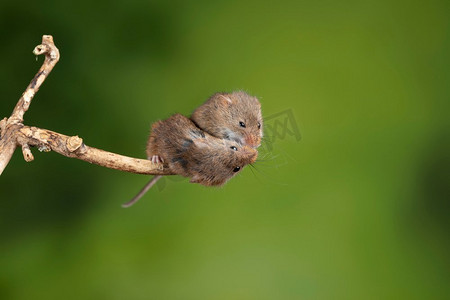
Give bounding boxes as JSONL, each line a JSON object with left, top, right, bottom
{"left": 122, "top": 114, "right": 258, "bottom": 207}
{"left": 191, "top": 91, "right": 263, "bottom": 149}
{"left": 123, "top": 91, "right": 263, "bottom": 207}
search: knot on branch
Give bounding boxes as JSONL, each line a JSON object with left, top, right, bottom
{"left": 22, "top": 144, "right": 34, "bottom": 162}
{"left": 67, "top": 136, "right": 83, "bottom": 152}
{"left": 33, "top": 35, "right": 59, "bottom": 60}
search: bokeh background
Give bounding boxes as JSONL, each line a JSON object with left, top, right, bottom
{"left": 0, "top": 0, "right": 449, "bottom": 299}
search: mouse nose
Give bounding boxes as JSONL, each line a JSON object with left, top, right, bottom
{"left": 241, "top": 146, "right": 258, "bottom": 164}
{"left": 244, "top": 135, "right": 261, "bottom": 149}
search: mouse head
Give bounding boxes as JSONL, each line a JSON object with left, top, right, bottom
{"left": 191, "top": 91, "right": 263, "bottom": 148}
{"left": 189, "top": 139, "right": 258, "bottom": 186}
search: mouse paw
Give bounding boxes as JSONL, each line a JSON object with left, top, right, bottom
{"left": 150, "top": 155, "right": 164, "bottom": 164}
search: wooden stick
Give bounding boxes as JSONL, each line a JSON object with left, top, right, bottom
{"left": 0, "top": 35, "right": 173, "bottom": 176}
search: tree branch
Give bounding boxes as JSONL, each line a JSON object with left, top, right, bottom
{"left": 10, "top": 35, "right": 59, "bottom": 124}
{"left": 0, "top": 35, "right": 172, "bottom": 176}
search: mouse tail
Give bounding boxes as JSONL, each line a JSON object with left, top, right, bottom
{"left": 122, "top": 175, "right": 163, "bottom": 208}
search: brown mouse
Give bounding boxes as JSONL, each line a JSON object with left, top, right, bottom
{"left": 122, "top": 114, "right": 258, "bottom": 207}
{"left": 123, "top": 91, "right": 263, "bottom": 207}
{"left": 191, "top": 91, "right": 263, "bottom": 148}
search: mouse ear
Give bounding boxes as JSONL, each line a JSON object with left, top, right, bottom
{"left": 217, "top": 94, "right": 233, "bottom": 106}
{"left": 193, "top": 139, "right": 209, "bottom": 148}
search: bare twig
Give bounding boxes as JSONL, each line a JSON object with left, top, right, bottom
{"left": 11, "top": 35, "right": 59, "bottom": 124}
{"left": 16, "top": 126, "right": 169, "bottom": 175}
{"left": 21, "top": 143, "right": 34, "bottom": 162}
{"left": 0, "top": 35, "right": 173, "bottom": 176}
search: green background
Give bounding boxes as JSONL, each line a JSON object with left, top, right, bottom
{"left": 1, "top": 0, "right": 449, "bottom": 299}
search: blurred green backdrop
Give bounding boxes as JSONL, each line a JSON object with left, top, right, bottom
{"left": 0, "top": 0, "right": 449, "bottom": 299}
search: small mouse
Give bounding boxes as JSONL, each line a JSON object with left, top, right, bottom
{"left": 123, "top": 91, "right": 263, "bottom": 207}
{"left": 191, "top": 91, "right": 263, "bottom": 148}
{"left": 122, "top": 114, "right": 258, "bottom": 207}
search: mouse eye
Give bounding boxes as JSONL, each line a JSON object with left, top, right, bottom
{"left": 233, "top": 166, "right": 241, "bottom": 172}
{"left": 230, "top": 146, "right": 237, "bottom": 151}
{"left": 257, "top": 122, "right": 261, "bottom": 129}
{"left": 239, "top": 121, "right": 246, "bottom": 128}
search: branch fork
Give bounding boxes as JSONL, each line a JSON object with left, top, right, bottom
{"left": 0, "top": 35, "right": 172, "bottom": 176}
